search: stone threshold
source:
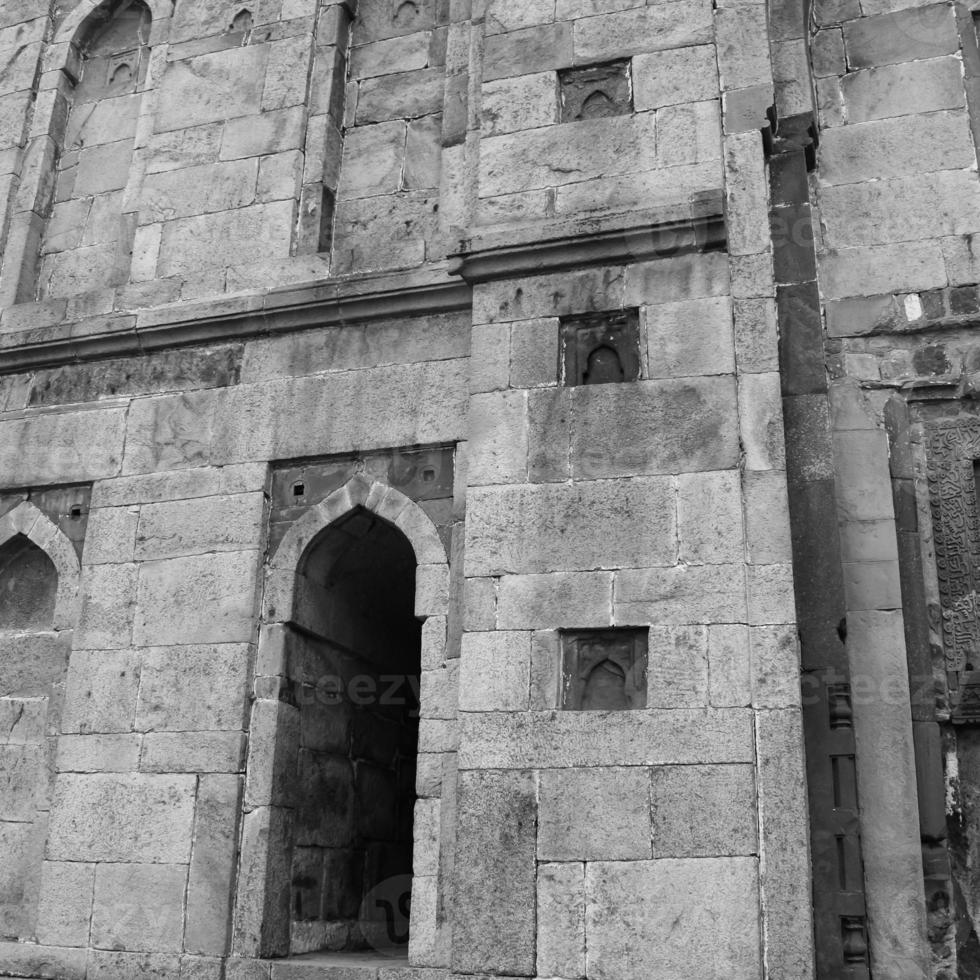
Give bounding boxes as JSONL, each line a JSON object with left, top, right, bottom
{"left": 229, "top": 950, "right": 445, "bottom": 980}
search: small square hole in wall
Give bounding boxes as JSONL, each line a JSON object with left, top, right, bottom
{"left": 560, "top": 309, "right": 641, "bottom": 386}
{"left": 559, "top": 59, "right": 633, "bottom": 122}
{"left": 560, "top": 628, "right": 648, "bottom": 710}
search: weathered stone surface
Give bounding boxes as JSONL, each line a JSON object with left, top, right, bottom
{"left": 615, "top": 563, "right": 746, "bottom": 625}
{"left": 220, "top": 107, "right": 307, "bottom": 161}
{"left": 158, "top": 201, "right": 294, "bottom": 277}
{"left": 458, "top": 709, "right": 754, "bottom": 769}
{"left": 715, "top": 3, "right": 771, "bottom": 91}
{"left": 87, "top": 950, "right": 181, "bottom": 979}
{"left": 496, "top": 571, "right": 612, "bottom": 629}
{"left": 743, "top": 469, "right": 792, "bottom": 564}
{"left": 746, "top": 563, "right": 796, "bottom": 625}
{"left": 571, "top": 377, "right": 740, "bottom": 479}
{"left": 572, "top": 1, "right": 712, "bottom": 61}
{"left": 140, "top": 159, "right": 258, "bottom": 221}
{"left": 537, "top": 861, "right": 585, "bottom": 979}
{"left": 648, "top": 625, "right": 710, "bottom": 708}
{"left": 465, "top": 478, "right": 675, "bottom": 575}
{"left": 480, "top": 112, "right": 656, "bottom": 196}
{"left": 336, "top": 120, "right": 407, "bottom": 200}
{"left": 458, "top": 631, "right": 530, "bottom": 711}
{"left": 47, "top": 773, "right": 196, "bottom": 863}
{"left": 650, "top": 764, "right": 757, "bottom": 856}
{"left": 509, "top": 316, "right": 559, "bottom": 388}
{"left": 842, "top": 5, "right": 957, "bottom": 70}
{"left": 739, "top": 372, "right": 785, "bottom": 470}
{"left": 539, "top": 767, "right": 651, "bottom": 860}
{"left": 483, "top": 22, "right": 572, "bottom": 82}
{"left": 467, "top": 390, "right": 528, "bottom": 486}
{"left": 210, "top": 361, "right": 467, "bottom": 465}
{"left": 155, "top": 46, "right": 268, "bottom": 132}
{"left": 473, "top": 264, "right": 626, "bottom": 323}
{"left": 91, "top": 863, "right": 187, "bottom": 952}
{"left": 756, "top": 709, "right": 815, "bottom": 980}
{"left": 840, "top": 56, "right": 965, "bottom": 124}
{"left": 241, "top": 312, "right": 469, "bottom": 382}
{"left": 708, "top": 624, "right": 751, "bottom": 708}
{"left": 0, "top": 408, "right": 124, "bottom": 489}
{"left": 644, "top": 294, "right": 734, "bottom": 378}
{"left": 185, "top": 774, "right": 241, "bottom": 955}
{"left": 133, "top": 551, "right": 259, "bottom": 647}
{"left": 677, "top": 470, "right": 743, "bottom": 563}
{"left": 56, "top": 734, "right": 140, "bottom": 773}
{"left": 135, "top": 492, "right": 265, "bottom": 560}
{"left": 633, "top": 44, "right": 717, "bottom": 109}
{"left": 350, "top": 32, "right": 431, "bottom": 79}
{"left": 36, "top": 860, "right": 95, "bottom": 947}
{"left": 481, "top": 71, "right": 558, "bottom": 137}
{"left": 62, "top": 649, "right": 141, "bottom": 734}
{"left": 81, "top": 507, "right": 138, "bottom": 565}
{"left": 817, "top": 111, "right": 975, "bottom": 185}
{"left": 0, "top": 941, "right": 87, "bottom": 980}
{"left": 357, "top": 67, "right": 444, "bottom": 124}
{"left": 136, "top": 644, "right": 249, "bottom": 732}
{"left": 0, "top": 631, "right": 69, "bottom": 697}
{"left": 586, "top": 858, "right": 762, "bottom": 979}
{"left": 453, "top": 770, "right": 536, "bottom": 976}
{"left": 92, "top": 463, "right": 267, "bottom": 508}
{"left": 145, "top": 123, "right": 222, "bottom": 174}
{"left": 140, "top": 731, "right": 246, "bottom": 772}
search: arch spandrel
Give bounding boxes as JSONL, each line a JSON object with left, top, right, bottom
{"left": 0, "top": 502, "right": 80, "bottom": 631}
{"left": 266, "top": 478, "right": 449, "bottom": 623}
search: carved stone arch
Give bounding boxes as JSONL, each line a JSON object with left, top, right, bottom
{"left": 264, "top": 475, "right": 449, "bottom": 627}
{"left": 0, "top": 501, "right": 80, "bottom": 631}
{"left": 235, "top": 475, "right": 450, "bottom": 959}
{"left": 56, "top": 0, "right": 166, "bottom": 45}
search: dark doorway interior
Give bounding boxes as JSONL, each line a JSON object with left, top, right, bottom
{"left": 287, "top": 508, "right": 421, "bottom": 955}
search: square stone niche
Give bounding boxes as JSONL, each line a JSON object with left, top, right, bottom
{"left": 558, "top": 59, "right": 633, "bottom": 122}
{"left": 560, "top": 309, "right": 641, "bottom": 386}
{"left": 561, "top": 628, "right": 648, "bottom": 710}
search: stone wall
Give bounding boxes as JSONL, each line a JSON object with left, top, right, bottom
{"left": 1, "top": 0, "right": 950, "bottom": 977}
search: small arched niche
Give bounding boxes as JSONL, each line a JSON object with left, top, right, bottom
{"left": 285, "top": 506, "right": 422, "bottom": 955}
{"left": 0, "top": 536, "right": 58, "bottom": 633}
{"left": 37, "top": 0, "right": 152, "bottom": 299}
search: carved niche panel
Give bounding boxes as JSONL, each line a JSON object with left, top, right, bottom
{"left": 925, "top": 418, "right": 980, "bottom": 722}
{"left": 561, "top": 628, "right": 648, "bottom": 710}
{"left": 559, "top": 60, "right": 633, "bottom": 122}
{"left": 561, "top": 309, "right": 641, "bottom": 387}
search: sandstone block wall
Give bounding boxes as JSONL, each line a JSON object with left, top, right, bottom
{"left": 0, "top": 0, "right": 873, "bottom": 978}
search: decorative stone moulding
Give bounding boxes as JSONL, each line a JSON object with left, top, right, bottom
{"left": 450, "top": 207, "right": 727, "bottom": 285}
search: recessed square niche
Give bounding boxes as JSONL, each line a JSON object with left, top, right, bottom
{"left": 560, "top": 309, "right": 641, "bottom": 386}
{"left": 559, "top": 59, "right": 633, "bottom": 122}
{"left": 560, "top": 628, "right": 648, "bottom": 710}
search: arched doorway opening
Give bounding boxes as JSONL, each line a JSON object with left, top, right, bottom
{"left": 287, "top": 506, "right": 422, "bottom": 955}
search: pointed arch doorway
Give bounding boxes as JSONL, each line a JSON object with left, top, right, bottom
{"left": 234, "top": 478, "right": 450, "bottom": 963}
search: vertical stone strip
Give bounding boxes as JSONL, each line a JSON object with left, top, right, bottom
{"left": 296, "top": 0, "right": 352, "bottom": 255}
{"left": 770, "top": 125, "right": 873, "bottom": 979}
{"left": 717, "top": 0, "right": 816, "bottom": 975}
{"left": 452, "top": 769, "right": 536, "bottom": 976}
{"left": 0, "top": 7, "right": 60, "bottom": 306}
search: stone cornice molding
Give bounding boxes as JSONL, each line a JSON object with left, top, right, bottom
{"left": 0, "top": 275, "right": 472, "bottom": 374}
{"left": 449, "top": 208, "right": 727, "bottom": 284}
